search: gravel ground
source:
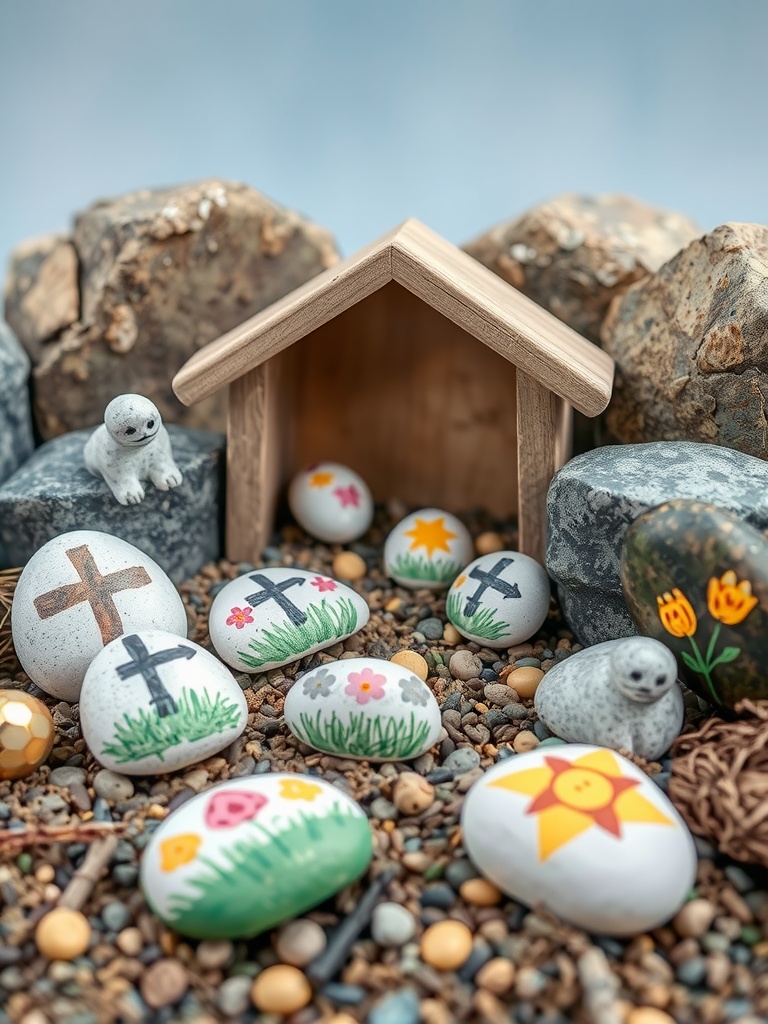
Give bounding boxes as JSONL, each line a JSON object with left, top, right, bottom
{"left": 1, "top": 505, "right": 767, "bottom": 1024}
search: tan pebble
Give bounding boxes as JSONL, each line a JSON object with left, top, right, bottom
{"left": 390, "top": 650, "right": 429, "bottom": 681}
{"left": 475, "top": 531, "right": 504, "bottom": 555}
{"left": 393, "top": 772, "right": 435, "bottom": 815}
{"left": 35, "top": 908, "right": 91, "bottom": 961}
{"left": 476, "top": 956, "right": 516, "bottom": 994}
{"left": 274, "top": 919, "right": 326, "bottom": 967}
{"left": 673, "top": 898, "right": 717, "bottom": 938}
{"left": 420, "top": 920, "right": 474, "bottom": 970}
{"left": 251, "top": 964, "right": 312, "bottom": 1014}
{"left": 116, "top": 927, "right": 143, "bottom": 957}
{"left": 34, "top": 864, "right": 55, "bottom": 884}
{"left": 140, "top": 957, "right": 189, "bottom": 1009}
{"left": 421, "top": 998, "right": 454, "bottom": 1024}
{"left": 332, "top": 551, "right": 366, "bottom": 581}
{"left": 147, "top": 804, "right": 168, "bottom": 819}
{"left": 385, "top": 597, "right": 403, "bottom": 613}
{"left": 326, "top": 1016, "right": 359, "bottom": 1024}
{"left": 507, "top": 666, "right": 544, "bottom": 698}
{"left": 442, "top": 624, "right": 462, "bottom": 646}
{"left": 513, "top": 731, "right": 540, "bottom": 753}
{"left": 625, "top": 1010, "right": 676, "bottom": 1024}
{"left": 459, "top": 878, "right": 503, "bottom": 907}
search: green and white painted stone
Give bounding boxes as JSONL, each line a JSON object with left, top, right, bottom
{"left": 208, "top": 567, "right": 370, "bottom": 672}
{"left": 384, "top": 508, "right": 473, "bottom": 590}
{"left": 446, "top": 551, "right": 550, "bottom": 649}
{"left": 140, "top": 774, "right": 373, "bottom": 939}
{"left": 284, "top": 657, "right": 441, "bottom": 761}
{"left": 79, "top": 629, "right": 247, "bottom": 775}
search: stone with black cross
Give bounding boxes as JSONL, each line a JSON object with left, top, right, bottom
{"left": 11, "top": 530, "right": 189, "bottom": 702}
{"left": 209, "top": 566, "right": 371, "bottom": 673}
{"left": 79, "top": 629, "right": 248, "bottom": 775}
{"left": 446, "top": 550, "right": 552, "bottom": 649}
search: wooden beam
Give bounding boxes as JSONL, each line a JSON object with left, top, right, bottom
{"left": 516, "top": 370, "right": 558, "bottom": 564}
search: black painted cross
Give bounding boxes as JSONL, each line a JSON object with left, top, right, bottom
{"left": 34, "top": 545, "right": 152, "bottom": 645}
{"left": 463, "top": 557, "right": 521, "bottom": 616}
{"left": 244, "top": 574, "right": 307, "bottom": 626}
{"left": 116, "top": 634, "right": 196, "bottom": 718}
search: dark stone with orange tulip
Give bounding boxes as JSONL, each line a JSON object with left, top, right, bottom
{"left": 621, "top": 499, "right": 768, "bottom": 710}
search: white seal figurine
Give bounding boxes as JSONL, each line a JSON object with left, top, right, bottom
{"left": 83, "top": 394, "right": 182, "bottom": 505}
{"left": 534, "top": 636, "right": 684, "bottom": 761}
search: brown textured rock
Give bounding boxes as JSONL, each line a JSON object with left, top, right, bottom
{"left": 4, "top": 234, "right": 79, "bottom": 360}
{"left": 463, "top": 193, "right": 699, "bottom": 342}
{"left": 602, "top": 223, "right": 768, "bottom": 458}
{"left": 4, "top": 179, "right": 339, "bottom": 438}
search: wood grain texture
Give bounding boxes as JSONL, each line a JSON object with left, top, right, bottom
{"left": 516, "top": 369, "right": 559, "bottom": 563}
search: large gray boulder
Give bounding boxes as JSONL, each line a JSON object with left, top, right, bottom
{"left": 546, "top": 441, "right": 768, "bottom": 645}
{"left": 0, "top": 426, "right": 225, "bottom": 583}
{"left": 0, "top": 322, "right": 35, "bottom": 567}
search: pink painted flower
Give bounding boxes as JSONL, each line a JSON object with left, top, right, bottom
{"left": 205, "top": 791, "right": 268, "bottom": 829}
{"left": 334, "top": 484, "right": 360, "bottom": 509}
{"left": 310, "top": 576, "right": 338, "bottom": 593}
{"left": 226, "top": 606, "right": 254, "bottom": 629}
{"left": 345, "top": 667, "right": 387, "bottom": 705}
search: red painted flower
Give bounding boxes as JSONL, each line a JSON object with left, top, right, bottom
{"left": 205, "top": 791, "right": 268, "bottom": 829}
{"left": 226, "top": 606, "right": 254, "bottom": 629}
{"left": 310, "top": 576, "right": 338, "bottom": 593}
{"left": 334, "top": 485, "right": 360, "bottom": 509}
{"left": 345, "top": 667, "right": 387, "bottom": 705}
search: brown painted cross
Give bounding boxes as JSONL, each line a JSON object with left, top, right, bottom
{"left": 33, "top": 544, "right": 152, "bottom": 645}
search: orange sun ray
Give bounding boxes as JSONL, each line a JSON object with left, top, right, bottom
{"left": 404, "top": 516, "right": 457, "bottom": 558}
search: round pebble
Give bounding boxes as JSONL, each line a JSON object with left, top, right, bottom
{"left": 140, "top": 957, "right": 189, "bottom": 1008}
{"left": 476, "top": 956, "right": 516, "bottom": 994}
{"left": 48, "top": 766, "right": 87, "bottom": 787}
{"left": 34, "top": 864, "right": 55, "bottom": 884}
{"left": 459, "top": 878, "right": 503, "bottom": 906}
{"left": 390, "top": 650, "right": 429, "bottom": 681}
{"left": 449, "top": 650, "right": 483, "bottom": 682}
{"left": 274, "top": 919, "right": 327, "bottom": 967}
{"left": 217, "top": 975, "right": 253, "bottom": 1017}
{"left": 93, "top": 769, "right": 135, "bottom": 802}
{"left": 442, "top": 624, "right": 461, "bottom": 645}
{"left": 673, "top": 898, "right": 717, "bottom": 939}
{"left": 420, "top": 921, "right": 474, "bottom": 971}
{"left": 251, "top": 964, "right": 312, "bottom": 1015}
{"left": 101, "top": 901, "right": 132, "bottom": 932}
{"left": 35, "top": 908, "right": 91, "bottom": 960}
{"left": 506, "top": 666, "right": 544, "bottom": 699}
{"left": 475, "top": 531, "right": 504, "bottom": 555}
{"left": 332, "top": 551, "right": 367, "bottom": 581}
{"left": 442, "top": 747, "right": 481, "bottom": 774}
{"left": 625, "top": 1010, "right": 676, "bottom": 1024}
{"left": 195, "top": 939, "right": 234, "bottom": 970}
{"left": 368, "top": 988, "right": 420, "bottom": 1024}
{"left": 416, "top": 617, "right": 443, "bottom": 640}
{"left": 512, "top": 731, "right": 540, "bottom": 753}
{"left": 116, "top": 927, "right": 143, "bottom": 956}
{"left": 393, "top": 773, "right": 435, "bottom": 815}
{"left": 371, "top": 902, "right": 417, "bottom": 947}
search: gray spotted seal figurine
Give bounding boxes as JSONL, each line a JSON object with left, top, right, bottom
{"left": 84, "top": 394, "right": 182, "bottom": 505}
{"left": 534, "top": 636, "right": 684, "bottom": 761}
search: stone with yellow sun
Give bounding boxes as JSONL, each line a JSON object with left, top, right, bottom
{"left": 0, "top": 689, "right": 55, "bottom": 780}
{"left": 461, "top": 744, "right": 695, "bottom": 935}
{"left": 288, "top": 462, "right": 373, "bottom": 544}
{"left": 384, "top": 508, "right": 473, "bottom": 590}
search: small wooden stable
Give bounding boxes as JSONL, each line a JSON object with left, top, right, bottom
{"left": 173, "top": 219, "right": 614, "bottom": 565}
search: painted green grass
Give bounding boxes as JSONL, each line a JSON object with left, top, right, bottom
{"left": 237, "top": 597, "right": 360, "bottom": 669}
{"left": 388, "top": 552, "right": 462, "bottom": 584}
{"left": 293, "top": 708, "right": 432, "bottom": 760}
{"left": 446, "top": 590, "right": 511, "bottom": 642}
{"left": 101, "top": 688, "right": 242, "bottom": 764}
{"left": 164, "top": 807, "right": 372, "bottom": 938}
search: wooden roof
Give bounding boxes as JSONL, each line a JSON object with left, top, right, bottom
{"left": 173, "top": 218, "right": 614, "bottom": 416}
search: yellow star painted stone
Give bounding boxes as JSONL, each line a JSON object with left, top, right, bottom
{"left": 404, "top": 516, "right": 457, "bottom": 558}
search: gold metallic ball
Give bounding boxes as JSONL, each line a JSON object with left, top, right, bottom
{"left": 0, "top": 689, "right": 55, "bottom": 780}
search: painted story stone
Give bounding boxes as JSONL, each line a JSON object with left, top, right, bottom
{"left": 534, "top": 638, "right": 684, "bottom": 761}
{"left": 621, "top": 500, "right": 768, "bottom": 710}
{"left": 547, "top": 441, "right": 768, "bottom": 645}
{"left": 288, "top": 462, "right": 373, "bottom": 544}
{"left": 79, "top": 630, "right": 247, "bottom": 775}
{"left": 284, "top": 657, "right": 441, "bottom": 762}
{"left": 384, "top": 509, "right": 473, "bottom": 590}
{"left": 446, "top": 552, "right": 550, "bottom": 649}
{"left": 140, "top": 774, "right": 372, "bottom": 939}
{"left": 461, "top": 744, "right": 696, "bottom": 936}
{"left": 209, "top": 567, "right": 369, "bottom": 673}
{"left": 0, "top": 426, "right": 225, "bottom": 584}
{"left": 11, "top": 530, "right": 187, "bottom": 702}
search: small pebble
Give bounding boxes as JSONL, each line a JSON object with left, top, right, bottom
{"left": 101, "top": 902, "right": 131, "bottom": 932}
{"left": 674, "top": 899, "right": 717, "bottom": 938}
{"left": 476, "top": 956, "right": 516, "bottom": 994}
{"left": 420, "top": 921, "right": 473, "bottom": 971}
{"left": 515, "top": 965, "right": 548, "bottom": 999}
{"left": 216, "top": 975, "right": 253, "bottom": 1017}
{"left": 441, "top": 747, "right": 480, "bottom": 774}
{"left": 459, "top": 878, "right": 502, "bottom": 906}
{"left": 390, "top": 650, "right": 429, "bottom": 681}
{"left": 442, "top": 624, "right": 461, "bottom": 645}
{"left": 421, "top": 883, "right": 456, "bottom": 910}
{"left": 371, "top": 902, "right": 417, "bottom": 947}
{"left": 195, "top": 939, "right": 234, "bottom": 970}
{"left": 116, "top": 927, "right": 143, "bottom": 957}
{"left": 416, "top": 618, "right": 443, "bottom": 640}
{"left": 35, "top": 908, "right": 91, "bottom": 960}
{"left": 449, "top": 651, "right": 483, "bottom": 682}
{"left": 369, "top": 796, "right": 398, "bottom": 820}
{"left": 393, "top": 773, "right": 435, "bottom": 815}
{"left": 506, "top": 666, "right": 544, "bottom": 698}
{"left": 251, "top": 964, "right": 312, "bottom": 1015}
{"left": 332, "top": 551, "right": 367, "bottom": 581}
{"left": 368, "top": 988, "right": 420, "bottom": 1024}
{"left": 35, "top": 864, "right": 55, "bottom": 884}
{"left": 274, "top": 919, "right": 327, "bottom": 967}
{"left": 625, "top": 1011, "right": 676, "bottom": 1024}
{"left": 140, "top": 957, "right": 189, "bottom": 1009}
{"left": 512, "top": 731, "right": 540, "bottom": 753}
{"left": 321, "top": 982, "right": 367, "bottom": 1005}
{"left": 48, "top": 766, "right": 87, "bottom": 787}
{"left": 92, "top": 770, "right": 134, "bottom": 802}
{"left": 475, "top": 531, "right": 504, "bottom": 555}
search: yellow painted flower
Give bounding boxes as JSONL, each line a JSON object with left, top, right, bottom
{"left": 160, "top": 833, "right": 202, "bottom": 872}
{"left": 656, "top": 588, "right": 697, "bottom": 638}
{"left": 279, "top": 778, "right": 322, "bottom": 802}
{"left": 707, "top": 570, "right": 758, "bottom": 626}
{"left": 454, "top": 574, "right": 467, "bottom": 588}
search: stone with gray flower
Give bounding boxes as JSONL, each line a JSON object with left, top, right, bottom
{"left": 546, "top": 441, "right": 768, "bottom": 645}
{"left": 534, "top": 637, "right": 684, "bottom": 761}
{"left": 284, "top": 657, "right": 441, "bottom": 762}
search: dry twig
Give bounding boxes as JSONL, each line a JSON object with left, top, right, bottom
{"left": 0, "top": 821, "right": 126, "bottom": 857}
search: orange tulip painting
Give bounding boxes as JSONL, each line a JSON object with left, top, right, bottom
{"left": 707, "top": 571, "right": 758, "bottom": 626}
{"left": 656, "top": 590, "right": 697, "bottom": 638}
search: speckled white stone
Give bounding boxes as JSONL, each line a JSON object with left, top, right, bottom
{"left": 461, "top": 744, "right": 696, "bottom": 936}
{"left": 384, "top": 509, "right": 473, "bottom": 590}
{"left": 288, "top": 462, "right": 373, "bottom": 543}
{"left": 11, "top": 530, "right": 187, "bottom": 701}
{"left": 83, "top": 394, "right": 182, "bottom": 505}
{"left": 80, "top": 629, "right": 247, "bottom": 775}
{"left": 209, "top": 567, "right": 369, "bottom": 673}
{"left": 446, "top": 551, "right": 550, "bottom": 649}
{"left": 284, "top": 657, "right": 441, "bottom": 762}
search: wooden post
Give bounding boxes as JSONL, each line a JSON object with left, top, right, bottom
{"left": 516, "top": 370, "right": 558, "bottom": 564}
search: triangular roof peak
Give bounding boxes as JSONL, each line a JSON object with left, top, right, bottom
{"left": 173, "top": 217, "right": 614, "bottom": 415}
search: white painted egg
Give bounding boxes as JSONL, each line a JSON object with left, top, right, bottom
{"left": 384, "top": 509, "right": 473, "bottom": 590}
{"left": 11, "top": 530, "right": 187, "bottom": 701}
{"left": 461, "top": 744, "right": 696, "bottom": 936}
{"left": 288, "top": 462, "right": 373, "bottom": 543}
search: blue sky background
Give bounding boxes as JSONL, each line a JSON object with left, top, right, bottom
{"left": 1, "top": 0, "right": 766, "bottom": 269}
